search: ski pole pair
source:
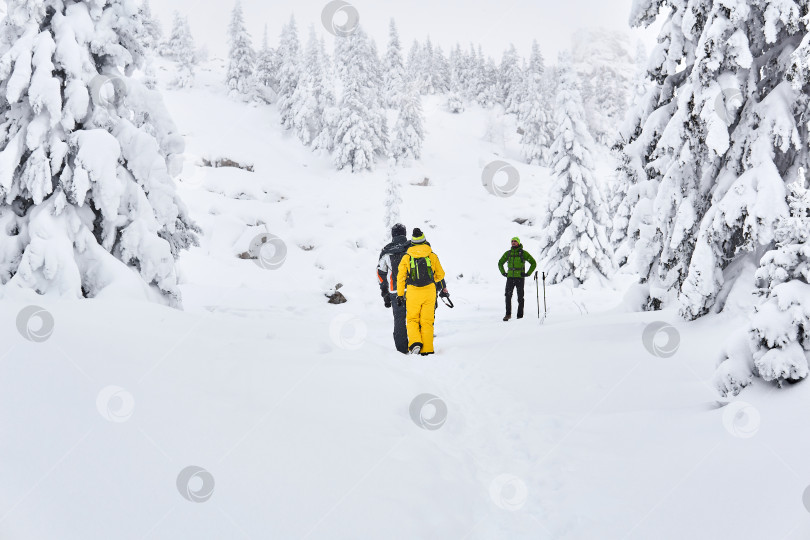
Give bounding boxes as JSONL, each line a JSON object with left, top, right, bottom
{"left": 534, "top": 271, "right": 546, "bottom": 320}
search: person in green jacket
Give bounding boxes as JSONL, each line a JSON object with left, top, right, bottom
{"left": 498, "top": 237, "right": 537, "bottom": 321}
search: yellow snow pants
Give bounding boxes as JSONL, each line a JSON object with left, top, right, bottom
{"left": 406, "top": 284, "right": 437, "bottom": 353}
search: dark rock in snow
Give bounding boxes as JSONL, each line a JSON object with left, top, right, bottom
{"left": 326, "top": 283, "right": 347, "bottom": 304}
{"left": 201, "top": 157, "right": 255, "bottom": 172}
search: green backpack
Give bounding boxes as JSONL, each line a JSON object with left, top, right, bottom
{"left": 407, "top": 255, "right": 434, "bottom": 287}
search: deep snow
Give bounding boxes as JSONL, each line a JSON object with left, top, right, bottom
{"left": 1, "top": 58, "right": 809, "bottom": 539}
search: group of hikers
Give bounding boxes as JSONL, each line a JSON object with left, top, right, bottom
{"left": 376, "top": 224, "right": 537, "bottom": 355}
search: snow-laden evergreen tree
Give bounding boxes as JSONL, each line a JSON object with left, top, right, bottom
{"left": 391, "top": 83, "right": 425, "bottom": 163}
{"left": 163, "top": 12, "right": 196, "bottom": 88}
{"left": 333, "top": 27, "right": 388, "bottom": 172}
{"left": 277, "top": 17, "right": 301, "bottom": 130}
{"left": 0, "top": 0, "right": 198, "bottom": 305}
{"left": 383, "top": 156, "right": 402, "bottom": 231}
{"left": 475, "top": 48, "right": 498, "bottom": 108}
{"left": 433, "top": 46, "right": 451, "bottom": 94}
{"left": 517, "top": 41, "right": 544, "bottom": 123}
{"left": 313, "top": 36, "right": 338, "bottom": 153}
{"left": 571, "top": 28, "right": 636, "bottom": 146}
{"left": 292, "top": 26, "right": 330, "bottom": 147}
{"left": 537, "top": 54, "right": 613, "bottom": 285}
{"left": 406, "top": 40, "right": 421, "bottom": 89}
{"left": 383, "top": 19, "right": 406, "bottom": 108}
{"left": 615, "top": 0, "right": 807, "bottom": 319}
{"left": 462, "top": 44, "right": 480, "bottom": 100}
{"left": 255, "top": 25, "right": 279, "bottom": 101}
{"left": 519, "top": 40, "right": 552, "bottom": 165}
{"left": 138, "top": 0, "right": 162, "bottom": 52}
{"left": 716, "top": 179, "right": 810, "bottom": 395}
{"left": 608, "top": 41, "right": 650, "bottom": 260}
{"left": 499, "top": 44, "right": 522, "bottom": 114}
{"left": 417, "top": 38, "right": 436, "bottom": 94}
{"left": 449, "top": 44, "right": 464, "bottom": 94}
{"left": 225, "top": 0, "right": 255, "bottom": 98}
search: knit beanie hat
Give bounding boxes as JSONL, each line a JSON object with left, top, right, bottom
{"left": 412, "top": 228, "right": 426, "bottom": 244}
{"left": 511, "top": 237, "right": 521, "bottom": 244}
{"left": 391, "top": 223, "right": 406, "bottom": 238}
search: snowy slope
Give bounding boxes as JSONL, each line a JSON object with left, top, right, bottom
{"left": 1, "top": 58, "right": 809, "bottom": 540}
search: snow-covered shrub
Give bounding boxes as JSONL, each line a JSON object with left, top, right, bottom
{"left": 717, "top": 180, "right": 810, "bottom": 394}
{"left": 447, "top": 94, "right": 464, "bottom": 113}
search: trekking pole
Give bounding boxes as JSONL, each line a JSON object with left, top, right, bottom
{"left": 542, "top": 272, "right": 547, "bottom": 318}
{"left": 534, "top": 271, "right": 540, "bottom": 319}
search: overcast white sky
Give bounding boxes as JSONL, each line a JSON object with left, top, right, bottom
{"left": 150, "top": 0, "right": 660, "bottom": 61}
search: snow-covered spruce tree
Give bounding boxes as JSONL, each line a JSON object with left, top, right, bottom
{"left": 292, "top": 26, "right": 329, "bottom": 147}
{"left": 418, "top": 38, "right": 436, "bottom": 95}
{"left": 313, "top": 36, "right": 338, "bottom": 153}
{"left": 225, "top": 0, "right": 255, "bottom": 98}
{"left": 537, "top": 54, "right": 613, "bottom": 285}
{"left": 0, "top": 0, "right": 198, "bottom": 305}
{"left": 519, "top": 41, "right": 552, "bottom": 165}
{"left": 571, "top": 28, "right": 635, "bottom": 146}
{"left": 163, "top": 12, "right": 196, "bottom": 88}
{"left": 715, "top": 180, "right": 810, "bottom": 395}
{"left": 255, "top": 25, "right": 279, "bottom": 102}
{"left": 499, "top": 44, "right": 522, "bottom": 114}
{"left": 461, "top": 44, "right": 480, "bottom": 101}
{"left": 138, "top": 0, "right": 162, "bottom": 52}
{"left": 474, "top": 48, "right": 498, "bottom": 108}
{"left": 383, "top": 156, "right": 402, "bottom": 231}
{"left": 391, "top": 82, "right": 425, "bottom": 163}
{"left": 333, "top": 27, "right": 388, "bottom": 172}
{"left": 277, "top": 16, "right": 301, "bottom": 130}
{"left": 406, "top": 41, "right": 421, "bottom": 89}
{"left": 615, "top": 0, "right": 806, "bottom": 319}
{"left": 383, "top": 19, "right": 406, "bottom": 108}
{"left": 608, "top": 42, "right": 650, "bottom": 261}
{"left": 433, "top": 46, "right": 451, "bottom": 94}
{"left": 517, "top": 40, "right": 544, "bottom": 123}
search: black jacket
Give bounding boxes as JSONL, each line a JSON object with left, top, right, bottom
{"left": 377, "top": 235, "right": 411, "bottom": 295}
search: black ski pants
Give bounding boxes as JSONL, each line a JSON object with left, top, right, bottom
{"left": 390, "top": 293, "right": 409, "bottom": 353}
{"left": 505, "top": 277, "right": 525, "bottom": 317}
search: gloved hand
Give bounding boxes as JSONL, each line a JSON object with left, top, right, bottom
{"left": 439, "top": 289, "right": 450, "bottom": 298}
{"left": 522, "top": 271, "right": 527, "bottom": 278}
{"left": 396, "top": 296, "right": 404, "bottom": 307}
{"left": 501, "top": 272, "right": 507, "bottom": 277}
{"left": 383, "top": 295, "right": 392, "bottom": 308}
{"left": 380, "top": 285, "right": 389, "bottom": 298}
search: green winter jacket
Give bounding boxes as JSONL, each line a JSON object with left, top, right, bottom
{"left": 498, "top": 245, "right": 537, "bottom": 278}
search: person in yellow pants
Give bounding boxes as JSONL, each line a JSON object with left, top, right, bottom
{"left": 396, "top": 228, "right": 448, "bottom": 355}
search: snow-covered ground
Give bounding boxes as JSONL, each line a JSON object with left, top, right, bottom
{"left": 1, "top": 59, "right": 809, "bottom": 539}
